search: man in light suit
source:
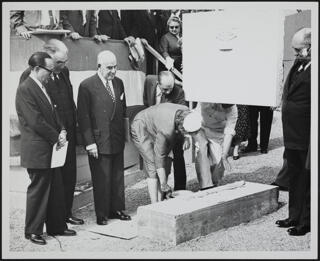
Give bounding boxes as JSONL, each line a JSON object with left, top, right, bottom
{"left": 143, "top": 71, "right": 187, "bottom": 190}
{"left": 275, "top": 28, "right": 311, "bottom": 236}
{"left": 15, "top": 52, "right": 76, "bottom": 245}
{"left": 19, "top": 39, "right": 84, "bottom": 226}
{"left": 77, "top": 50, "right": 131, "bottom": 225}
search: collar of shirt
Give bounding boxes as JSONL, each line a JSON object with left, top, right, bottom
{"left": 97, "top": 71, "right": 115, "bottom": 95}
{"left": 30, "top": 74, "right": 44, "bottom": 89}
{"left": 51, "top": 73, "right": 60, "bottom": 81}
{"left": 29, "top": 74, "right": 52, "bottom": 105}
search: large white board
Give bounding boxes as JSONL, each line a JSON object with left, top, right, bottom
{"left": 183, "top": 9, "right": 285, "bottom": 106}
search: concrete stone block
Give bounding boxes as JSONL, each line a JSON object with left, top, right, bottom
{"left": 137, "top": 181, "right": 279, "bottom": 245}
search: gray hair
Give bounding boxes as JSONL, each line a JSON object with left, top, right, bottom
{"left": 97, "top": 50, "right": 116, "bottom": 66}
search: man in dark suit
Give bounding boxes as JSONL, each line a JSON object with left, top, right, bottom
{"left": 275, "top": 28, "right": 311, "bottom": 236}
{"left": 143, "top": 71, "right": 187, "bottom": 190}
{"left": 19, "top": 39, "right": 84, "bottom": 226}
{"left": 60, "top": 10, "right": 108, "bottom": 42}
{"left": 97, "top": 10, "right": 127, "bottom": 40}
{"left": 77, "top": 50, "right": 131, "bottom": 225}
{"left": 15, "top": 52, "right": 76, "bottom": 245}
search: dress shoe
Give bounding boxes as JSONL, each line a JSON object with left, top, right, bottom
{"left": 25, "top": 233, "right": 46, "bottom": 245}
{"left": 233, "top": 155, "right": 240, "bottom": 160}
{"left": 260, "top": 149, "right": 268, "bottom": 154}
{"left": 48, "top": 229, "right": 77, "bottom": 236}
{"left": 97, "top": 217, "right": 108, "bottom": 225}
{"left": 66, "top": 216, "right": 84, "bottom": 225}
{"left": 275, "top": 218, "right": 297, "bottom": 228}
{"left": 243, "top": 146, "right": 257, "bottom": 153}
{"left": 109, "top": 211, "right": 131, "bottom": 221}
{"left": 287, "top": 225, "right": 310, "bottom": 236}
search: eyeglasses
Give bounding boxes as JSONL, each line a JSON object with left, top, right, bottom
{"left": 56, "top": 59, "right": 68, "bottom": 65}
{"left": 169, "top": 26, "right": 180, "bottom": 29}
{"left": 39, "top": 65, "right": 54, "bottom": 74}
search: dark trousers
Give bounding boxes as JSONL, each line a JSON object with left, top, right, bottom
{"left": 25, "top": 168, "right": 67, "bottom": 235}
{"left": 286, "top": 148, "right": 310, "bottom": 227}
{"left": 274, "top": 149, "right": 289, "bottom": 188}
{"left": 61, "top": 135, "right": 77, "bottom": 218}
{"left": 248, "top": 105, "right": 273, "bottom": 150}
{"left": 88, "top": 152, "right": 125, "bottom": 218}
{"left": 172, "top": 137, "right": 187, "bottom": 190}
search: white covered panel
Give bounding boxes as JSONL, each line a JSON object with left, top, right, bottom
{"left": 183, "top": 9, "right": 285, "bottom": 106}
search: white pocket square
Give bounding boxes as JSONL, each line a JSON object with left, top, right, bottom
{"left": 120, "top": 93, "right": 124, "bottom": 100}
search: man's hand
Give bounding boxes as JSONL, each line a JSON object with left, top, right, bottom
{"left": 183, "top": 136, "right": 191, "bottom": 150}
{"left": 87, "top": 143, "right": 98, "bottom": 159}
{"left": 70, "top": 32, "right": 82, "bottom": 40}
{"left": 165, "top": 57, "right": 174, "bottom": 70}
{"left": 124, "top": 36, "right": 136, "bottom": 47}
{"left": 93, "top": 34, "right": 102, "bottom": 42}
{"left": 16, "top": 26, "right": 32, "bottom": 39}
{"left": 100, "top": 34, "right": 110, "bottom": 42}
{"left": 194, "top": 141, "right": 200, "bottom": 158}
{"left": 58, "top": 130, "right": 67, "bottom": 145}
{"left": 222, "top": 155, "right": 231, "bottom": 172}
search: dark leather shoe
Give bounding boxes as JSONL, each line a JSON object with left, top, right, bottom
{"left": 66, "top": 216, "right": 84, "bottom": 225}
{"left": 97, "top": 217, "right": 108, "bottom": 225}
{"left": 48, "top": 229, "right": 77, "bottom": 236}
{"left": 243, "top": 146, "right": 257, "bottom": 153}
{"left": 25, "top": 233, "right": 46, "bottom": 245}
{"left": 276, "top": 218, "right": 297, "bottom": 228}
{"left": 260, "top": 149, "right": 268, "bottom": 154}
{"left": 288, "top": 226, "right": 310, "bottom": 236}
{"left": 233, "top": 155, "right": 240, "bottom": 160}
{"left": 109, "top": 211, "right": 131, "bottom": 221}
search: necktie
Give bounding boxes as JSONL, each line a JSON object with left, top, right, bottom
{"left": 160, "top": 92, "right": 166, "bottom": 103}
{"left": 105, "top": 81, "right": 115, "bottom": 103}
{"left": 41, "top": 85, "right": 53, "bottom": 108}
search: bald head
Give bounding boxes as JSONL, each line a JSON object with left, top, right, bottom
{"left": 97, "top": 51, "right": 117, "bottom": 80}
{"left": 43, "top": 39, "right": 69, "bottom": 73}
{"left": 292, "top": 27, "right": 311, "bottom": 49}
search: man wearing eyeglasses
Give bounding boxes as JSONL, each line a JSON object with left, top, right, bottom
{"left": 143, "top": 71, "right": 187, "bottom": 191}
{"left": 77, "top": 50, "right": 130, "bottom": 225}
{"left": 15, "top": 52, "right": 76, "bottom": 245}
{"left": 275, "top": 28, "right": 311, "bottom": 236}
{"left": 19, "top": 39, "right": 84, "bottom": 226}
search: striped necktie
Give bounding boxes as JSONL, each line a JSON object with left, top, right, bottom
{"left": 105, "top": 81, "right": 115, "bottom": 103}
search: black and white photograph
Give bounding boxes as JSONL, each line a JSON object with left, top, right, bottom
{"left": 1, "top": 1, "right": 318, "bottom": 259}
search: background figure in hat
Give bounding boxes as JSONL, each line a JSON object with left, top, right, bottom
{"left": 130, "top": 103, "right": 202, "bottom": 203}
{"left": 194, "top": 103, "right": 238, "bottom": 190}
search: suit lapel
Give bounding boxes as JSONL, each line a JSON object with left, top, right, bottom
{"left": 29, "top": 77, "right": 53, "bottom": 112}
{"left": 287, "top": 66, "right": 310, "bottom": 97}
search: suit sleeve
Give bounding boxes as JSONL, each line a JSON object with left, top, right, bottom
{"left": 60, "top": 10, "right": 76, "bottom": 32}
{"left": 173, "top": 87, "right": 187, "bottom": 105}
{"left": 15, "top": 87, "right": 59, "bottom": 145}
{"left": 77, "top": 83, "right": 95, "bottom": 146}
{"left": 88, "top": 10, "right": 98, "bottom": 37}
{"left": 10, "top": 11, "right": 26, "bottom": 32}
{"left": 159, "top": 34, "right": 170, "bottom": 58}
{"left": 143, "top": 77, "right": 151, "bottom": 107}
{"left": 154, "top": 132, "right": 170, "bottom": 169}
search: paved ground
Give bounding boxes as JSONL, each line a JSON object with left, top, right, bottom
{"left": 6, "top": 111, "right": 314, "bottom": 258}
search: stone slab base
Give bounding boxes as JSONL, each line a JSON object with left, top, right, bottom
{"left": 137, "top": 181, "right": 279, "bottom": 245}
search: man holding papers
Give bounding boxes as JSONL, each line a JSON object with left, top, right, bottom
{"left": 15, "top": 52, "right": 76, "bottom": 245}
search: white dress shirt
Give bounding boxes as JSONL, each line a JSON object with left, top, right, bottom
{"left": 30, "top": 74, "right": 52, "bottom": 106}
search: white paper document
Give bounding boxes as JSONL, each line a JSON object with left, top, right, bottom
{"left": 51, "top": 141, "right": 68, "bottom": 168}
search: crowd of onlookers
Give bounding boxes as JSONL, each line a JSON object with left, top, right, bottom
{"left": 12, "top": 9, "right": 311, "bottom": 246}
